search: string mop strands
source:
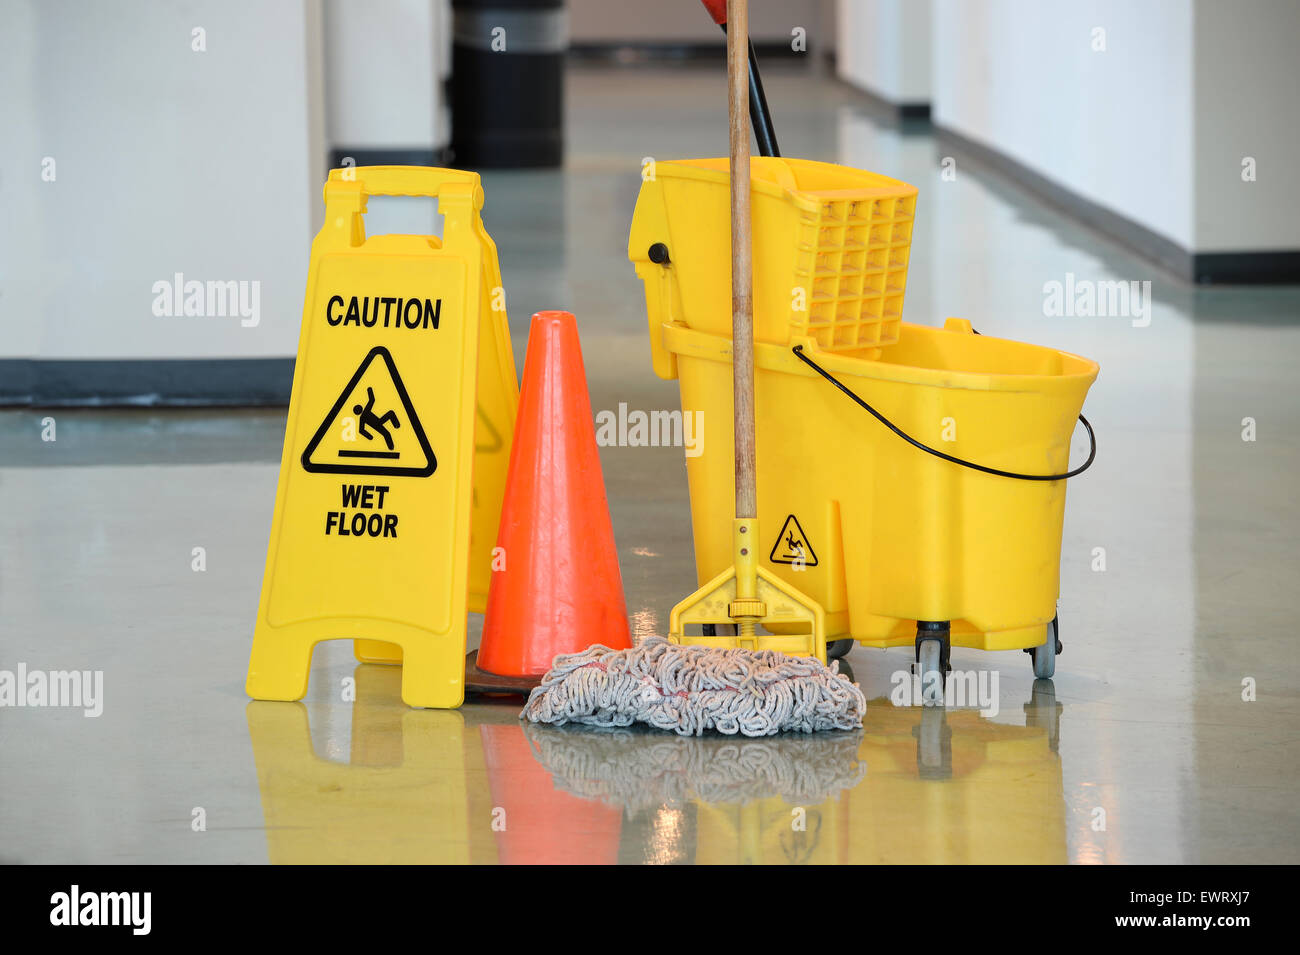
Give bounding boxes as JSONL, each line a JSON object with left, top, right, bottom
{"left": 520, "top": 637, "right": 866, "bottom": 737}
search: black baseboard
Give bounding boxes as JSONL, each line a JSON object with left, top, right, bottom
{"left": 327, "top": 147, "right": 449, "bottom": 170}
{"left": 0, "top": 358, "right": 295, "bottom": 408}
{"left": 934, "top": 124, "right": 1300, "bottom": 285}
{"left": 1191, "top": 251, "right": 1300, "bottom": 284}
{"left": 833, "top": 77, "right": 932, "bottom": 131}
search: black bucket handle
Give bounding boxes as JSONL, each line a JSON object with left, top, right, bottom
{"left": 791, "top": 344, "right": 1096, "bottom": 482}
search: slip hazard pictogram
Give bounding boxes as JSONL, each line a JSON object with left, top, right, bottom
{"left": 302, "top": 346, "right": 436, "bottom": 477}
{"left": 770, "top": 514, "right": 818, "bottom": 567}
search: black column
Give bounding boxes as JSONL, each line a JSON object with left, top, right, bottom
{"left": 450, "top": 0, "right": 566, "bottom": 169}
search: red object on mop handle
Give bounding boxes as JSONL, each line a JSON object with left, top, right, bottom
{"left": 700, "top": 0, "right": 728, "bottom": 26}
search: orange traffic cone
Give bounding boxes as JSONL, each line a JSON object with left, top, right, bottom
{"left": 472, "top": 311, "right": 632, "bottom": 681}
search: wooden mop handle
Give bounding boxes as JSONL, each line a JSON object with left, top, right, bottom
{"left": 728, "top": 0, "right": 756, "bottom": 521}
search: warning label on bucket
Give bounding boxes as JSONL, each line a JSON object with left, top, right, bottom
{"left": 770, "top": 514, "right": 818, "bottom": 567}
{"left": 302, "top": 346, "right": 436, "bottom": 477}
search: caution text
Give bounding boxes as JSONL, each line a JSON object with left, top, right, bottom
{"left": 326, "top": 295, "right": 441, "bottom": 330}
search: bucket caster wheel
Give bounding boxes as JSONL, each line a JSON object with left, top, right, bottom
{"left": 1027, "top": 615, "right": 1061, "bottom": 679}
{"left": 916, "top": 638, "right": 946, "bottom": 705}
{"left": 913, "top": 622, "right": 951, "bottom": 706}
{"left": 827, "top": 638, "right": 854, "bottom": 660}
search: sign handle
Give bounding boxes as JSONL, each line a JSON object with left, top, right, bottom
{"left": 327, "top": 165, "right": 484, "bottom": 205}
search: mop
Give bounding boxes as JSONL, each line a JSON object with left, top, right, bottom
{"left": 521, "top": 637, "right": 865, "bottom": 736}
{"left": 522, "top": 0, "right": 865, "bottom": 737}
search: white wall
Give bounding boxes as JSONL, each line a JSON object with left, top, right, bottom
{"left": 930, "top": 0, "right": 1196, "bottom": 250}
{"left": 1192, "top": 0, "right": 1300, "bottom": 252}
{"left": 323, "top": 0, "right": 445, "bottom": 153}
{"left": 923, "top": 0, "right": 1300, "bottom": 254}
{"left": 0, "top": 0, "right": 326, "bottom": 361}
{"left": 569, "top": 0, "right": 830, "bottom": 44}
{"left": 836, "top": 0, "right": 931, "bottom": 103}
{"left": 322, "top": 0, "right": 446, "bottom": 238}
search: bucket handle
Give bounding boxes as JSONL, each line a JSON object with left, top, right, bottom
{"left": 791, "top": 345, "right": 1096, "bottom": 482}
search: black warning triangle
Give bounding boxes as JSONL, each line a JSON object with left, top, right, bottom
{"left": 770, "top": 514, "right": 818, "bottom": 566}
{"left": 301, "top": 346, "right": 436, "bottom": 477}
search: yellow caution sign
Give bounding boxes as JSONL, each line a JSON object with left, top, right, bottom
{"left": 247, "top": 166, "right": 517, "bottom": 709}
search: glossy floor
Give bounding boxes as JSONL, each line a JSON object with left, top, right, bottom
{"left": 2, "top": 66, "right": 1299, "bottom": 864}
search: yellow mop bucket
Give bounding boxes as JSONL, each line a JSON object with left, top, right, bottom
{"left": 630, "top": 158, "right": 1099, "bottom": 680}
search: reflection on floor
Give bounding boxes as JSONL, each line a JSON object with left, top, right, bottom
{"left": 247, "top": 663, "right": 1067, "bottom": 865}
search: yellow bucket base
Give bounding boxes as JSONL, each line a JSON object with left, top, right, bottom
{"left": 847, "top": 616, "right": 1049, "bottom": 652}
{"left": 661, "top": 319, "right": 1099, "bottom": 654}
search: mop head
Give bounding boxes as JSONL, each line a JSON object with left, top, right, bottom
{"left": 520, "top": 637, "right": 866, "bottom": 737}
